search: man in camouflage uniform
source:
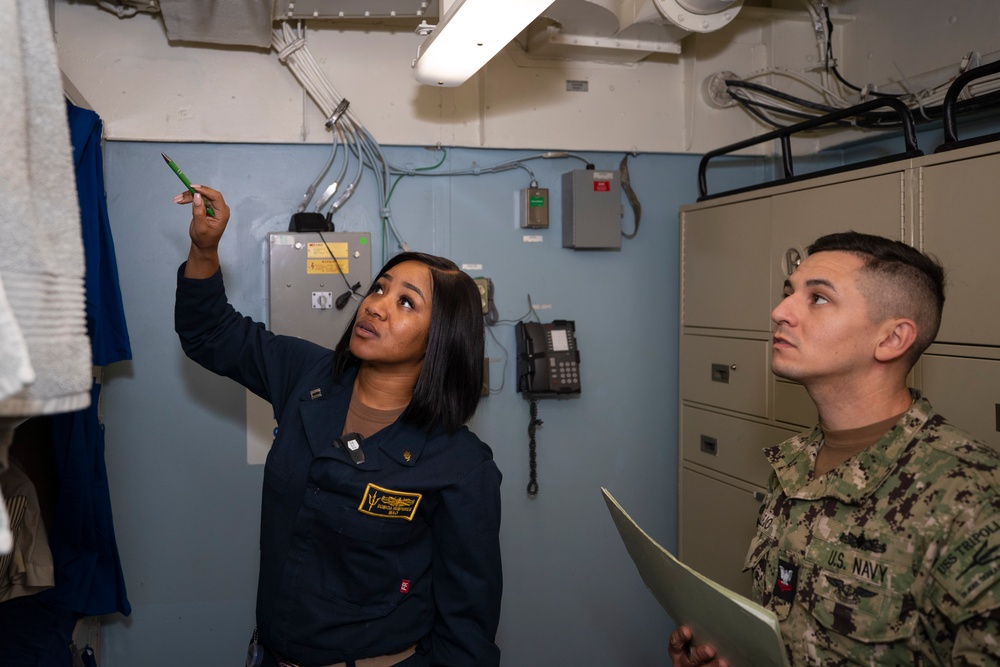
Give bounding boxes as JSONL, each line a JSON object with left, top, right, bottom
{"left": 669, "top": 231, "right": 1000, "bottom": 666}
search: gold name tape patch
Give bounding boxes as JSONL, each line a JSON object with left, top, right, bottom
{"left": 358, "top": 483, "right": 422, "bottom": 521}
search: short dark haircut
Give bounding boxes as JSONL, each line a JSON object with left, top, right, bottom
{"left": 807, "top": 231, "right": 945, "bottom": 368}
{"left": 333, "top": 251, "right": 484, "bottom": 434}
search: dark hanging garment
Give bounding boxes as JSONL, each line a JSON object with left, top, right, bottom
{"left": 37, "top": 381, "right": 130, "bottom": 617}
{"left": 31, "top": 102, "right": 132, "bottom": 617}
{"left": 64, "top": 102, "right": 131, "bottom": 366}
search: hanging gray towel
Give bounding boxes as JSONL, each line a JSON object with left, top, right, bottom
{"left": 0, "top": 0, "right": 92, "bottom": 423}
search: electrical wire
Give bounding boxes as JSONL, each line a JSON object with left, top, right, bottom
{"left": 390, "top": 152, "right": 573, "bottom": 179}
{"left": 716, "top": 4, "right": 1000, "bottom": 133}
{"left": 298, "top": 128, "right": 341, "bottom": 213}
{"left": 729, "top": 76, "right": 1000, "bottom": 131}
{"left": 743, "top": 66, "right": 851, "bottom": 108}
{"left": 484, "top": 324, "right": 508, "bottom": 395}
{"left": 315, "top": 126, "right": 351, "bottom": 213}
{"left": 315, "top": 230, "right": 362, "bottom": 305}
{"left": 273, "top": 21, "right": 643, "bottom": 259}
{"left": 620, "top": 154, "right": 641, "bottom": 240}
{"left": 820, "top": 3, "right": 900, "bottom": 100}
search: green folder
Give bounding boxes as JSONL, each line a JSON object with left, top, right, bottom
{"left": 602, "top": 487, "right": 790, "bottom": 667}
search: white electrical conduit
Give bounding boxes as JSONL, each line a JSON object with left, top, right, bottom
{"left": 314, "top": 128, "right": 351, "bottom": 213}
{"left": 330, "top": 122, "right": 365, "bottom": 214}
{"left": 272, "top": 21, "right": 412, "bottom": 253}
{"left": 272, "top": 22, "right": 619, "bottom": 253}
{"left": 298, "top": 129, "right": 341, "bottom": 213}
{"left": 273, "top": 22, "right": 341, "bottom": 122}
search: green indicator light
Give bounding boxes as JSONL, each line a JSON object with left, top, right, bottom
{"left": 359, "top": 237, "right": 368, "bottom": 245}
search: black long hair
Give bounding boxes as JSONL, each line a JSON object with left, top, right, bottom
{"left": 333, "top": 252, "right": 485, "bottom": 434}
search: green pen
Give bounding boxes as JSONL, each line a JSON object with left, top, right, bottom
{"left": 161, "top": 152, "right": 215, "bottom": 217}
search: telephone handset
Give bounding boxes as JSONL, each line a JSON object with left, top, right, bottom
{"left": 516, "top": 320, "right": 581, "bottom": 396}
{"left": 516, "top": 319, "right": 580, "bottom": 497}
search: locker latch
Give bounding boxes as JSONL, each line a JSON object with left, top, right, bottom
{"left": 711, "top": 363, "right": 735, "bottom": 383}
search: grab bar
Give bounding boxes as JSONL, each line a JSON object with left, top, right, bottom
{"left": 698, "top": 97, "right": 921, "bottom": 200}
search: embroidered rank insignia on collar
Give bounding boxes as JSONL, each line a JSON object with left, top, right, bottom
{"left": 774, "top": 558, "right": 798, "bottom": 603}
{"left": 358, "top": 483, "right": 422, "bottom": 521}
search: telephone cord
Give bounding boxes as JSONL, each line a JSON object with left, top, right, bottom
{"left": 526, "top": 392, "right": 542, "bottom": 497}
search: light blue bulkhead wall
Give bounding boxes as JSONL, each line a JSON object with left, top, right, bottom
{"left": 97, "top": 141, "right": 739, "bottom": 666}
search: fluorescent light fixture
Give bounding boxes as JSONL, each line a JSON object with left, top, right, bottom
{"left": 412, "top": 0, "right": 555, "bottom": 87}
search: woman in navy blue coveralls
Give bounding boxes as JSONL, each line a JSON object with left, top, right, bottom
{"left": 173, "top": 186, "right": 502, "bottom": 667}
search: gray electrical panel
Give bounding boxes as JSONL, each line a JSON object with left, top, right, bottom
{"left": 561, "top": 169, "right": 622, "bottom": 250}
{"left": 267, "top": 231, "right": 373, "bottom": 348}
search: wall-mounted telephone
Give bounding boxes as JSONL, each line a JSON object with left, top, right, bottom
{"left": 516, "top": 320, "right": 581, "bottom": 397}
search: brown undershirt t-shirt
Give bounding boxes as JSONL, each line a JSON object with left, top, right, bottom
{"left": 343, "top": 394, "right": 406, "bottom": 439}
{"left": 814, "top": 411, "right": 907, "bottom": 478}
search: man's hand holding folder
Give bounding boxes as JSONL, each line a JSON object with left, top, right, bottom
{"left": 668, "top": 625, "right": 728, "bottom": 667}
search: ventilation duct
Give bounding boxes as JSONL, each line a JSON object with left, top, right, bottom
{"left": 525, "top": 0, "right": 743, "bottom": 63}
{"left": 98, "top": 0, "right": 739, "bottom": 61}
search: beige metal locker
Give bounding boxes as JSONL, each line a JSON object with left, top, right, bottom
{"left": 680, "top": 335, "right": 770, "bottom": 418}
{"left": 919, "top": 350, "right": 1000, "bottom": 451}
{"left": 681, "top": 406, "right": 796, "bottom": 486}
{"left": 772, "top": 379, "right": 817, "bottom": 429}
{"left": 919, "top": 149, "right": 1000, "bottom": 347}
{"left": 681, "top": 199, "right": 772, "bottom": 332}
{"left": 679, "top": 465, "right": 765, "bottom": 597}
{"left": 770, "top": 172, "right": 907, "bottom": 312}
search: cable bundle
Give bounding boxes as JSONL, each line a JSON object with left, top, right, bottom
{"left": 271, "top": 22, "right": 627, "bottom": 261}
{"left": 272, "top": 22, "right": 409, "bottom": 259}
{"left": 719, "top": 1, "right": 1000, "bottom": 131}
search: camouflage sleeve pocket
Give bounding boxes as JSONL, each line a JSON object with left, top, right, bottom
{"left": 929, "top": 506, "right": 1000, "bottom": 624}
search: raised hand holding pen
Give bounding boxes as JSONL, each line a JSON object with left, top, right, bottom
{"left": 162, "top": 152, "right": 215, "bottom": 217}
{"left": 175, "top": 184, "right": 230, "bottom": 280}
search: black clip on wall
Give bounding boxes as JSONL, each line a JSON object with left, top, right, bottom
{"left": 697, "top": 97, "right": 922, "bottom": 201}
{"left": 936, "top": 59, "right": 1000, "bottom": 153}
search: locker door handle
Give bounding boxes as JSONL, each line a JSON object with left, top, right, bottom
{"left": 711, "top": 363, "right": 736, "bottom": 383}
{"left": 699, "top": 435, "right": 718, "bottom": 456}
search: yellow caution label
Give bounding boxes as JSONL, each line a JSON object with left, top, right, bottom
{"left": 307, "top": 242, "right": 348, "bottom": 259}
{"left": 307, "top": 259, "right": 349, "bottom": 274}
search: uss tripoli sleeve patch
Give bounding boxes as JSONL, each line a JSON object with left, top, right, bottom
{"left": 358, "top": 483, "right": 423, "bottom": 521}
{"left": 931, "top": 513, "right": 1000, "bottom": 621}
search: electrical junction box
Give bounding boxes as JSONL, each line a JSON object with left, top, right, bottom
{"left": 473, "top": 277, "right": 490, "bottom": 314}
{"left": 267, "top": 231, "right": 372, "bottom": 348}
{"left": 561, "top": 169, "right": 622, "bottom": 250}
{"left": 520, "top": 187, "right": 549, "bottom": 228}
